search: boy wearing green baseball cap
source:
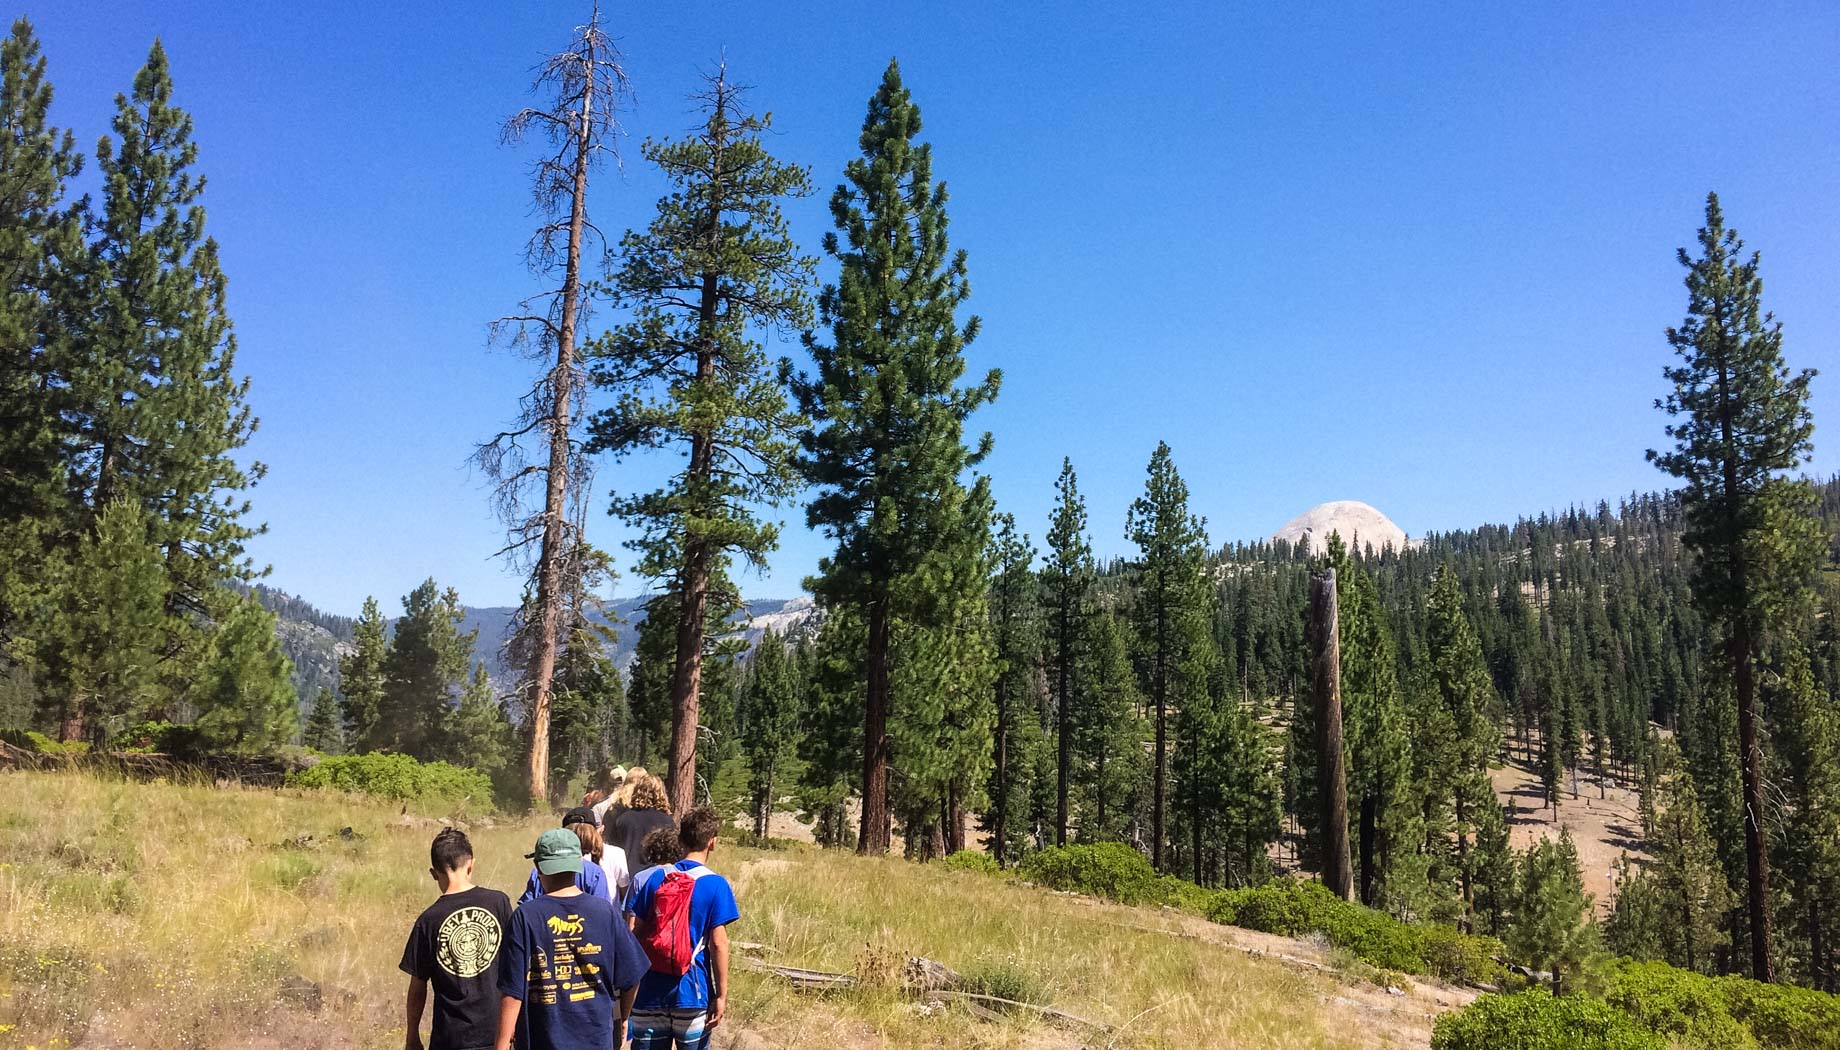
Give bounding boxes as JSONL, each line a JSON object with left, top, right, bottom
{"left": 494, "top": 828, "right": 650, "bottom": 1050}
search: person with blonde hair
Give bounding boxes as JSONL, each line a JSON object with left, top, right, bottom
{"left": 611, "top": 771, "right": 675, "bottom": 875}
{"left": 590, "top": 764, "right": 629, "bottom": 825}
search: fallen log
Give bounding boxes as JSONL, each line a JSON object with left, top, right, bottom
{"left": 743, "top": 955, "right": 1114, "bottom": 1032}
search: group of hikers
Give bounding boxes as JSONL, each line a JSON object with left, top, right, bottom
{"left": 399, "top": 766, "right": 739, "bottom": 1050}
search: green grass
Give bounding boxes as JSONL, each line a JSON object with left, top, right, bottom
{"left": 0, "top": 770, "right": 1383, "bottom": 1049}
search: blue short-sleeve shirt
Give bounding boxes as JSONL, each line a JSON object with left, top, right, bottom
{"left": 628, "top": 860, "right": 740, "bottom": 1011}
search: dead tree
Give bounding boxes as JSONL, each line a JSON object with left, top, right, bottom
{"left": 476, "top": 9, "right": 629, "bottom": 807}
{"left": 1309, "top": 569, "right": 1355, "bottom": 901}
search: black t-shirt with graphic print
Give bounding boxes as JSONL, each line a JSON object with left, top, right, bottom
{"left": 401, "top": 885, "right": 515, "bottom": 1050}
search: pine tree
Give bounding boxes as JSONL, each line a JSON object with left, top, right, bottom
{"left": 589, "top": 67, "right": 813, "bottom": 817}
{"left": 339, "top": 596, "right": 388, "bottom": 751}
{"left": 890, "top": 479, "right": 996, "bottom": 859}
{"left": 788, "top": 61, "right": 999, "bottom": 855}
{"left": 1648, "top": 193, "right": 1821, "bottom": 981}
{"left": 1078, "top": 610, "right": 1145, "bottom": 843}
{"left": 1425, "top": 566, "right": 1502, "bottom": 929}
{"left": 796, "top": 610, "right": 865, "bottom": 849}
{"left": 1335, "top": 538, "right": 1409, "bottom": 906}
{"left": 0, "top": 18, "right": 83, "bottom": 611}
{"left": 1041, "top": 457, "right": 1093, "bottom": 845}
{"left": 27, "top": 499, "right": 165, "bottom": 740}
{"left": 1785, "top": 618, "right": 1840, "bottom": 989}
{"left": 739, "top": 629, "right": 801, "bottom": 839}
{"left": 1125, "top": 441, "right": 1210, "bottom": 871}
{"left": 303, "top": 686, "right": 343, "bottom": 754}
{"left": 447, "top": 663, "right": 514, "bottom": 782}
{"left": 71, "top": 40, "right": 262, "bottom": 698}
{"left": 985, "top": 512, "right": 1037, "bottom": 865}
{"left": 478, "top": 11, "right": 627, "bottom": 805}
{"left": 377, "top": 579, "right": 476, "bottom": 761}
{"left": 1508, "top": 829, "right": 1598, "bottom": 995}
{"left": 1646, "top": 772, "right": 1733, "bottom": 974}
{"left": 190, "top": 593, "right": 296, "bottom": 752}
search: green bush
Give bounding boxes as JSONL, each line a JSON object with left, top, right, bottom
{"left": 1213, "top": 879, "right": 1341, "bottom": 936}
{"left": 287, "top": 752, "right": 494, "bottom": 815}
{"left": 115, "top": 720, "right": 210, "bottom": 759}
{"left": 1155, "top": 874, "right": 1220, "bottom": 915}
{"left": 1606, "top": 962, "right": 1758, "bottom": 1049}
{"left": 0, "top": 729, "right": 88, "bottom": 756}
{"left": 959, "top": 959, "right": 1046, "bottom": 1005}
{"left": 1432, "top": 990, "right": 1664, "bottom": 1050}
{"left": 1018, "top": 842, "right": 1160, "bottom": 905}
{"left": 1717, "top": 977, "right": 1840, "bottom": 1050}
{"left": 1417, "top": 924, "right": 1507, "bottom": 986}
{"left": 1202, "top": 877, "right": 1501, "bottom": 981}
{"left": 941, "top": 850, "right": 1002, "bottom": 876}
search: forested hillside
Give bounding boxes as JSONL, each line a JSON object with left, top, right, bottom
{"left": 4, "top": 14, "right": 1838, "bottom": 1050}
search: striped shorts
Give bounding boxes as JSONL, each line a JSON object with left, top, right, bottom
{"left": 628, "top": 1007, "right": 710, "bottom": 1050}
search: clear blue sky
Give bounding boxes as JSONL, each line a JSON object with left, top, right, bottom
{"left": 28, "top": 3, "right": 1840, "bottom": 614}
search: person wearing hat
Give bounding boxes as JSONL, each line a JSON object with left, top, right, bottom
{"left": 590, "top": 767, "right": 627, "bottom": 825}
{"left": 494, "top": 828, "right": 649, "bottom": 1050}
{"left": 517, "top": 809, "right": 615, "bottom": 905}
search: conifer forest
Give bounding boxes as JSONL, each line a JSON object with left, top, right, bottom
{"left": 4, "top": 6, "right": 1840, "bottom": 1015}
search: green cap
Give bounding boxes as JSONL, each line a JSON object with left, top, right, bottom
{"left": 527, "top": 827, "right": 583, "bottom": 876}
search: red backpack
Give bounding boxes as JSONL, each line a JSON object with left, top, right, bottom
{"left": 637, "top": 865, "right": 711, "bottom": 976}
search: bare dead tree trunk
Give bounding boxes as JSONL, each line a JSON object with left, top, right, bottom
{"left": 483, "top": 12, "right": 628, "bottom": 811}
{"left": 524, "top": 47, "right": 596, "bottom": 809}
{"left": 1310, "top": 569, "right": 1354, "bottom": 902}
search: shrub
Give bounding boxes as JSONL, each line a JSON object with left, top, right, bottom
{"left": 1203, "top": 877, "right": 1502, "bottom": 981}
{"left": 115, "top": 720, "right": 210, "bottom": 759}
{"left": 1018, "top": 842, "right": 1160, "bottom": 904}
{"left": 0, "top": 729, "right": 88, "bottom": 756}
{"left": 1213, "top": 879, "right": 1341, "bottom": 937}
{"left": 1715, "top": 973, "right": 1840, "bottom": 1050}
{"left": 1431, "top": 990, "right": 1664, "bottom": 1050}
{"left": 941, "top": 850, "right": 1001, "bottom": 876}
{"left": 959, "top": 959, "right": 1047, "bottom": 1005}
{"left": 1155, "top": 874, "right": 1220, "bottom": 915}
{"left": 287, "top": 752, "right": 494, "bottom": 815}
{"left": 1417, "top": 924, "right": 1507, "bottom": 986}
{"left": 1605, "top": 962, "right": 1757, "bottom": 1049}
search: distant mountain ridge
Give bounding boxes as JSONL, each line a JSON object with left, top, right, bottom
{"left": 252, "top": 587, "right": 818, "bottom": 708}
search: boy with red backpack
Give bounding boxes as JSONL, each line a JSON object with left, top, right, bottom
{"left": 626, "top": 806, "right": 738, "bottom": 1050}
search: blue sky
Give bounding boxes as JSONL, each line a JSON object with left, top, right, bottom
{"left": 28, "top": 3, "right": 1840, "bottom": 614}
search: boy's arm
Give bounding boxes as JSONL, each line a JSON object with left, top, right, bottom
{"left": 404, "top": 976, "right": 428, "bottom": 1050}
{"left": 619, "top": 984, "right": 637, "bottom": 1033}
{"left": 708, "top": 923, "right": 730, "bottom": 1027}
{"left": 491, "top": 995, "right": 522, "bottom": 1050}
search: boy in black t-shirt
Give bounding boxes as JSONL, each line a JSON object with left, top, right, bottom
{"left": 402, "top": 828, "right": 514, "bottom": 1050}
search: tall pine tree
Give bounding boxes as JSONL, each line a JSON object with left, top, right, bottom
{"left": 1649, "top": 193, "right": 1821, "bottom": 981}
{"left": 1125, "top": 442, "right": 1211, "bottom": 871}
{"left": 1042, "top": 457, "right": 1093, "bottom": 844}
{"left": 590, "top": 67, "right": 813, "bottom": 817}
{"left": 788, "top": 61, "right": 999, "bottom": 855}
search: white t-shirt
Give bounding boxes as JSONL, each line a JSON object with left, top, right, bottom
{"left": 600, "top": 844, "right": 630, "bottom": 897}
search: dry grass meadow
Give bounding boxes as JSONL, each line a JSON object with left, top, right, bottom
{"left": 0, "top": 770, "right": 1451, "bottom": 1049}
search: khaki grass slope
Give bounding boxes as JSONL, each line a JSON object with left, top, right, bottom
{"left": 0, "top": 772, "right": 1462, "bottom": 1049}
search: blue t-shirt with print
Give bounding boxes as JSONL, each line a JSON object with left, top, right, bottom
{"left": 498, "top": 891, "right": 649, "bottom": 1050}
{"left": 518, "top": 857, "right": 612, "bottom": 905}
{"left": 628, "top": 860, "right": 740, "bottom": 1011}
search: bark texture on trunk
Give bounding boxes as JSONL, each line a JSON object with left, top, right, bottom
{"left": 1309, "top": 569, "right": 1354, "bottom": 902}
{"left": 523, "top": 48, "right": 597, "bottom": 808}
{"left": 859, "top": 597, "right": 893, "bottom": 855}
